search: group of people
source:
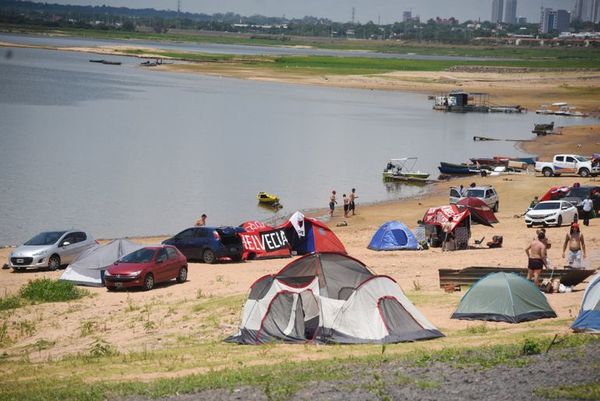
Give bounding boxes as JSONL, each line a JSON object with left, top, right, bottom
{"left": 526, "top": 223, "right": 587, "bottom": 286}
{"left": 329, "top": 188, "right": 358, "bottom": 218}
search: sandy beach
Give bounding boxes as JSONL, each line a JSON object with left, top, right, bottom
{"left": 1, "top": 123, "right": 599, "bottom": 371}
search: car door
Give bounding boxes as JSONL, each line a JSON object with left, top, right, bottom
{"left": 485, "top": 189, "right": 498, "bottom": 209}
{"left": 564, "top": 156, "right": 578, "bottom": 174}
{"left": 169, "top": 229, "right": 196, "bottom": 259}
{"left": 194, "top": 228, "right": 211, "bottom": 258}
{"left": 449, "top": 187, "right": 461, "bottom": 204}
{"left": 154, "top": 248, "right": 169, "bottom": 282}
{"left": 58, "top": 232, "right": 80, "bottom": 264}
{"left": 68, "top": 232, "right": 90, "bottom": 261}
{"left": 166, "top": 247, "right": 180, "bottom": 279}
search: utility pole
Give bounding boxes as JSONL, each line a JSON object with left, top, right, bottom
{"left": 352, "top": 7, "right": 355, "bottom": 23}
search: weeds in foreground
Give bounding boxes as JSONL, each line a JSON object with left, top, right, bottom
{"left": 521, "top": 338, "right": 542, "bottom": 356}
{"left": 19, "top": 279, "right": 89, "bottom": 303}
{"left": 535, "top": 382, "right": 600, "bottom": 400}
{"left": 0, "top": 296, "right": 21, "bottom": 311}
{"left": 89, "top": 338, "right": 118, "bottom": 358}
{"left": 80, "top": 320, "right": 98, "bottom": 337}
{"left": 412, "top": 281, "right": 422, "bottom": 291}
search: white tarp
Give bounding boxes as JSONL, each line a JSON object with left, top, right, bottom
{"left": 60, "top": 239, "right": 144, "bottom": 286}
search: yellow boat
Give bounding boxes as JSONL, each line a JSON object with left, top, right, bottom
{"left": 257, "top": 192, "right": 280, "bottom": 204}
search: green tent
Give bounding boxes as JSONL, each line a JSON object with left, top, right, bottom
{"left": 451, "top": 272, "right": 557, "bottom": 323}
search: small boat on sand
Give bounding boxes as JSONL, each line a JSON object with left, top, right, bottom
{"left": 101, "top": 60, "right": 122, "bottom": 65}
{"left": 89, "top": 59, "right": 104, "bottom": 63}
{"left": 383, "top": 158, "right": 430, "bottom": 182}
{"left": 257, "top": 192, "right": 280, "bottom": 205}
{"left": 438, "top": 162, "right": 481, "bottom": 175}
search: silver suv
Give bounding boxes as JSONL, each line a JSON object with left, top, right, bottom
{"left": 450, "top": 185, "right": 499, "bottom": 212}
{"left": 9, "top": 230, "right": 96, "bottom": 272}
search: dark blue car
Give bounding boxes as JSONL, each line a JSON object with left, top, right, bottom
{"left": 162, "top": 226, "right": 244, "bottom": 264}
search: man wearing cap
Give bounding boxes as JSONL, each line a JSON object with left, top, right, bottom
{"left": 562, "top": 223, "right": 586, "bottom": 269}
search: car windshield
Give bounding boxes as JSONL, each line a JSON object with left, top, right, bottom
{"left": 120, "top": 248, "right": 156, "bottom": 263}
{"left": 566, "top": 188, "right": 590, "bottom": 198}
{"left": 465, "top": 189, "right": 485, "bottom": 198}
{"left": 534, "top": 202, "right": 560, "bottom": 210}
{"left": 24, "top": 231, "right": 67, "bottom": 246}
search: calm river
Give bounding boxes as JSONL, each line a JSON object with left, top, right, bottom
{"left": 0, "top": 40, "right": 593, "bottom": 245}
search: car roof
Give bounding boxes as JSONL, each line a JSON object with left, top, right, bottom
{"left": 466, "top": 186, "right": 495, "bottom": 190}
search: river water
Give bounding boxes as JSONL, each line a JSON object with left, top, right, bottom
{"left": 0, "top": 39, "right": 593, "bottom": 245}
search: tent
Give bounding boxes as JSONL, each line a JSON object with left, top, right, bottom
{"left": 457, "top": 197, "right": 498, "bottom": 226}
{"left": 280, "top": 211, "right": 346, "bottom": 255}
{"left": 539, "top": 186, "right": 571, "bottom": 202}
{"left": 571, "top": 273, "right": 600, "bottom": 333}
{"left": 226, "top": 252, "right": 443, "bottom": 344}
{"left": 422, "top": 205, "right": 470, "bottom": 231}
{"left": 422, "top": 205, "right": 471, "bottom": 248}
{"left": 368, "top": 221, "right": 419, "bottom": 251}
{"left": 239, "top": 220, "right": 291, "bottom": 260}
{"left": 60, "top": 239, "right": 144, "bottom": 286}
{"left": 451, "top": 272, "right": 557, "bottom": 323}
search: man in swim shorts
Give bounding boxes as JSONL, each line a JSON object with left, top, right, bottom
{"left": 525, "top": 230, "right": 548, "bottom": 286}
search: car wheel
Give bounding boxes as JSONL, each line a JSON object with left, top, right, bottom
{"left": 48, "top": 255, "right": 61, "bottom": 271}
{"left": 493, "top": 202, "right": 499, "bottom": 213}
{"left": 542, "top": 168, "right": 553, "bottom": 177}
{"left": 143, "top": 274, "right": 154, "bottom": 291}
{"left": 527, "top": 224, "right": 533, "bottom": 228}
{"left": 176, "top": 266, "right": 188, "bottom": 283}
{"left": 557, "top": 215, "right": 563, "bottom": 227}
{"left": 579, "top": 168, "right": 590, "bottom": 178}
{"left": 231, "top": 255, "right": 243, "bottom": 263}
{"left": 106, "top": 286, "right": 116, "bottom": 292}
{"left": 202, "top": 249, "right": 216, "bottom": 264}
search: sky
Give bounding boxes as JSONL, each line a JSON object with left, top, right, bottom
{"left": 40, "top": 1, "right": 575, "bottom": 24}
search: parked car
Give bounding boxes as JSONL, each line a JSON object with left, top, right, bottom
{"left": 162, "top": 226, "right": 244, "bottom": 264}
{"left": 104, "top": 246, "right": 187, "bottom": 291}
{"left": 9, "top": 230, "right": 96, "bottom": 272}
{"left": 562, "top": 186, "right": 600, "bottom": 214}
{"left": 535, "top": 154, "right": 600, "bottom": 177}
{"left": 450, "top": 185, "right": 499, "bottom": 212}
{"left": 524, "top": 200, "right": 578, "bottom": 228}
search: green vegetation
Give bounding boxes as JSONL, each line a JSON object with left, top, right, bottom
{"left": 0, "top": 279, "right": 89, "bottom": 312}
{"left": 535, "top": 383, "right": 600, "bottom": 400}
{"left": 19, "top": 279, "right": 89, "bottom": 303}
{"left": 1, "top": 334, "right": 597, "bottom": 401}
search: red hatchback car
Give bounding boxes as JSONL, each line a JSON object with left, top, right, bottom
{"left": 104, "top": 246, "right": 188, "bottom": 291}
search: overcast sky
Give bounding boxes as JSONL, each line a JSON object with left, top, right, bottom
{"left": 41, "top": 1, "right": 575, "bottom": 24}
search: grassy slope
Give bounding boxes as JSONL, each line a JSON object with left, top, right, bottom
{"left": 0, "top": 288, "right": 596, "bottom": 401}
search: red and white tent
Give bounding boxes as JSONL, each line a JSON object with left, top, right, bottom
{"left": 422, "top": 205, "right": 470, "bottom": 232}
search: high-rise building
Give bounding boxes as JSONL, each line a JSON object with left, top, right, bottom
{"left": 540, "top": 9, "right": 570, "bottom": 34}
{"left": 574, "top": 0, "right": 600, "bottom": 22}
{"left": 491, "top": 0, "right": 504, "bottom": 23}
{"left": 504, "top": 0, "right": 517, "bottom": 24}
{"left": 402, "top": 11, "right": 412, "bottom": 22}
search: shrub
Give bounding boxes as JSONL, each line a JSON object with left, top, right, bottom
{"left": 0, "top": 295, "right": 21, "bottom": 311}
{"left": 522, "top": 338, "right": 542, "bottom": 356}
{"left": 19, "top": 279, "right": 89, "bottom": 303}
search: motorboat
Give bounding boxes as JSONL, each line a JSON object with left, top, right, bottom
{"left": 257, "top": 192, "right": 280, "bottom": 205}
{"left": 438, "top": 162, "right": 481, "bottom": 175}
{"left": 383, "top": 158, "right": 430, "bottom": 182}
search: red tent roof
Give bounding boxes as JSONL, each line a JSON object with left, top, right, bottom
{"left": 422, "top": 205, "right": 470, "bottom": 231}
{"left": 457, "top": 197, "right": 498, "bottom": 226}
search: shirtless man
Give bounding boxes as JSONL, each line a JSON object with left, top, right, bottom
{"left": 195, "top": 214, "right": 207, "bottom": 226}
{"left": 329, "top": 190, "right": 337, "bottom": 217}
{"left": 562, "top": 223, "right": 586, "bottom": 269}
{"left": 349, "top": 188, "right": 358, "bottom": 216}
{"left": 525, "top": 230, "right": 548, "bottom": 286}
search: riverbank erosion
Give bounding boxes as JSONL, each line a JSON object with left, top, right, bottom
{"left": 1, "top": 122, "right": 600, "bottom": 399}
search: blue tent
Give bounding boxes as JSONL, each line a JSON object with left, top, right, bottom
{"left": 572, "top": 273, "right": 600, "bottom": 333}
{"left": 368, "top": 221, "right": 419, "bottom": 251}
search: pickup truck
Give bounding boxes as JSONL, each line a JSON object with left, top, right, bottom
{"left": 535, "top": 154, "right": 600, "bottom": 177}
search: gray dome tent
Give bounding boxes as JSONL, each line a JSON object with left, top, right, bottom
{"left": 227, "top": 252, "right": 444, "bottom": 344}
{"left": 451, "top": 272, "right": 557, "bottom": 323}
{"left": 60, "top": 239, "right": 144, "bottom": 286}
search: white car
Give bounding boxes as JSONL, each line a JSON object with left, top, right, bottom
{"left": 9, "top": 230, "right": 97, "bottom": 272}
{"left": 450, "top": 185, "right": 499, "bottom": 212}
{"left": 525, "top": 200, "right": 578, "bottom": 228}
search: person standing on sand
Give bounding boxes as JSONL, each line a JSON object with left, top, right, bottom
{"left": 349, "top": 188, "right": 358, "bottom": 215}
{"left": 343, "top": 194, "right": 350, "bottom": 218}
{"left": 562, "top": 223, "right": 586, "bottom": 269}
{"left": 329, "top": 191, "right": 337, "bottom": 217}
{"left": 525, "top": 231, "right": 548, "bottom": 287}
{"left": 441, "top": 216, "right": 454, "bottom": 251}
{"left": 582, "top": 195, "right": 594, "bottom": 226}
{"left": 195, "top": 214, "right": 207, "bottom": 226}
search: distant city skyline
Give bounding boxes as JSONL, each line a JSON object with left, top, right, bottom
{"left": 33, "top": 0, "right": 575, "bottom": 24}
